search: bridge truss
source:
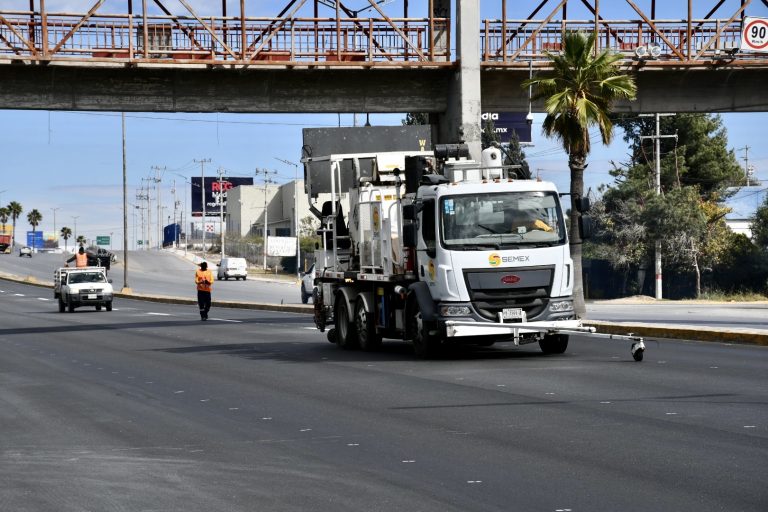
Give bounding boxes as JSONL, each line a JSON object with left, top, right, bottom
{"left": 0, "top": 1, "right": 766, "bottom": 68}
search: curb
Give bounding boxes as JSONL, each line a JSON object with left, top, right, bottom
{"left": 2, "top": 273, "right": 766, "bottom": 346}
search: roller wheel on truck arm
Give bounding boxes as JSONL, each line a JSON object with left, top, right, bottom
{"left": 407, "top": 299, "right": 441, "bottom": 359}
{"left": 355, "top": 299, "right": 381, "bottom": 351}
{"left": 334, "top": 295, "right": 359, "bottom": 350}
{"left": 539, "top": 333, "right": 569, "bottom": 354}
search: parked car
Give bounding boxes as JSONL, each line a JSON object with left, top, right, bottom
{"left": 217, "top": 257, "right": 248, "bottom": 280}
{"left": 300, "top": 264, "right": 316, "bottom": 304}
{"left": 19, "top": 246, "right": 32, "bottom": 257}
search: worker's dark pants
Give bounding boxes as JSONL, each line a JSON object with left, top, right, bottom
{"left": 197, "top": 290, "right": 211, "bottom": 319}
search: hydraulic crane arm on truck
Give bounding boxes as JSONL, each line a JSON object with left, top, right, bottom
{"left": 302, "top": 144, "right": 645, "bottom": 361}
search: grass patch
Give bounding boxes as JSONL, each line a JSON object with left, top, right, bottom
{"left": 698, "top": 290, "right": 768, "bottom": 302}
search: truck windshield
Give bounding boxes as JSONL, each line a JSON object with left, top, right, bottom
{"left": 69, "top": 272, "right": 106, "bottom": 284}
{"left": 440, "top": 191, "right": 566, "bottom": 249}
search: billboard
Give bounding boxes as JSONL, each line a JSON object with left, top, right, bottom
{"left": 267, "top": 236, "right": 297, "bottom": 257}
{"left": 482, "top": 112, "right": 532, "bottom": 144}
{"left": 191, "top": 176, "right": 254, "bottom": 217}
{"left": 26, "top": 231, "right": 43, "bottom": 248}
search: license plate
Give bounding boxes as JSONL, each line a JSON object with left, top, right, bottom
{"left": 87, "top": 294, "right": 97, "bottom": 300}
{"left": 502, "top": 308, "right": 524, "bottom": 320}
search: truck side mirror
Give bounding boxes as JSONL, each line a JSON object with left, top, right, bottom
{"left": 579, "top": 215, "right": 594, "bottom": 240}
{"left": 402, "top": 204, "right": 416, "bottom": 221}
{"left": 577, "top": 197, "right": 591, "bottom": 213}
{"left": 403, "top": 223, "right": 417, "bottom": 247}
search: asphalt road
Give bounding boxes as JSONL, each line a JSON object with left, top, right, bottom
{"left": 1, "top": 279, "right": 766, "bottom": 511}
{"left": 2, "top": 251, "right": 768, "bottom": 333}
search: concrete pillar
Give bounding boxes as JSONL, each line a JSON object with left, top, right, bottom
{"left": 437, "top": 0, "right": 482, "bottom": 161}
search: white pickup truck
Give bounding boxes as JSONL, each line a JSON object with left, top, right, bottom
{"left": 54, "top": 267, "right": 114, "bottom": 312}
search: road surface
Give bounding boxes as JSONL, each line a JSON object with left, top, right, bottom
{"left": 0, "top": 279, "right": 766, "bottom": 511}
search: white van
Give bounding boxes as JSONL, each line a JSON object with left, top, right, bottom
{"left": 217, "top": 257, "right": 248, "bottom": 280}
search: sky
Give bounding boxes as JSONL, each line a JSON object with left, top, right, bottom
{"left": 1, "top": 1, "right": 767, "bottom": 249}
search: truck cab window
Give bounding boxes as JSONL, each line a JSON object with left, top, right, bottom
{"left": 421, "top": 199, "right": 436, "bottom": 257}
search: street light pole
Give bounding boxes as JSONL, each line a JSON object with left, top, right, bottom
{"left": 275, "top": 157, "right": 301, "bottom": 279}
{"left": 256, "top": 168, "right": 277, "bottom": 271}
{"left": 50, "top": 207, "right": 60, "bottom": 248}
{"left": 71, "top": 216, "right": 79, "bottom": 248}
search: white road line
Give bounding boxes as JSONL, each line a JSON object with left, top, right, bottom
{"left": 14, "top": 293, "right": 24, "bottom": 297}
{"left": 147, "top": 312, "right": 171, "bottom": 316}
{"left": 37, "top": 297, "right": 50, "bottom": 301}
{"left": 209, "top": 318, "right": 243, "bottom": 323}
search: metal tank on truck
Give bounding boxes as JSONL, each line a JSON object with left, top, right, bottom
{"left": 301, "top": 133, "right": 645, "bottom": 361}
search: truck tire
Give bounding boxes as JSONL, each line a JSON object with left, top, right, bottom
{"left": 408, "top": 300, "right": 440, "bottom": 359}
{"left": 301, "top": 284, "right": 310, "bottom": 304}
{"left": 96, "top": 305, "right": 102, "bottom": 311}
{"left": 334, "top": 296, "right": 358, "bottom": 350}
{"left": 68, "top": 300, "right": 75, "bottom": 313}
{"left": 539, "top": 334, "right": 568, "bottom": 354}
{"left": 106, "top": 301, "right": 113, "bottom": 312}
{"left": 58, "top": 298, "right": 65, "bottom": 313}
{"left": 355, "top": 299, "right": 381, "bottom": 351}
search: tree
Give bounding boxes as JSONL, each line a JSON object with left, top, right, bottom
{"left": 523, "top": 31, "right": 637, "bottom": 315}
{"left": 753, "top": 195, "right": 768, "bottom": 250}
{"left": 60, "top": 226, "right": 72, "bottom": 251}
{"left": 0, "top": 207, "right": 8, "bottom": 233}
{"left": 7, "top": 201, "right": 23, "bottom": 248}
{"left": 26, "top": 209, "right": 43, "bottom": 249}
{"left": 402, "top": 113, "right": 429, "bottom": 126}
{"left": 76, "top": 235, "right": 86, "bottom": 246}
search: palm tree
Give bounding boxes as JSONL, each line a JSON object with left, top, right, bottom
{"left": 76, "top": 235, "right": 86, "bottom": 246}
{"left": 0, "top": 207, "right": 8, "bottom": 234}
{"left": 27, "top": 209, "right": 43, "bottom": 250}
{"left": 523, "top": 31, "right": 636, "bottom": 316}
{"left": 60, "top": 226, "right": 72, "bottom": 252}
{"left": 7, "top": 201, "right": 23, "bottom": 248}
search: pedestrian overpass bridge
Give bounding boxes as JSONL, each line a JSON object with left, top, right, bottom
{"left": 1, "top": 0, "right": 767, "bottom": 151}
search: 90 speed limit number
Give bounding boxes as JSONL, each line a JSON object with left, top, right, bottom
{"left": 742, "top": 17, "right": 768, "bottom": 52}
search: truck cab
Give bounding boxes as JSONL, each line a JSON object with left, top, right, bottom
{"left": 54, "top": 267, "right": 114, "bottom": 313}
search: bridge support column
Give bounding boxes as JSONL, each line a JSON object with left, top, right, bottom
{"left": 437, "top": 0, "right": 482, "bottom": 160}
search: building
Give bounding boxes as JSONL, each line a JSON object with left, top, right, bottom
{"left": 724, "top": 186, "right": 767, "bottom": 239}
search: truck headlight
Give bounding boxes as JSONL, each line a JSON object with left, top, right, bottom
{"left": 549, "top": 300, "right": 574, "bottom": 312}
{"left": 440, "top": 305, "right": 472, "bottom": 317}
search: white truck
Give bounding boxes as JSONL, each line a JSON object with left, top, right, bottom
{"left": 303, "top": 144, "right": 645, "bottom": 360}
{"left": 54, "top": 266, "right": 114, "bottom": 313}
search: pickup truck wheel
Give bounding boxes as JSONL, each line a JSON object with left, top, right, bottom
{"left": 334, "top": 296, "right": 358, "bottom": 350}
{"left": 408, "top": 300, "right": 440, "bottom": 359}
{"left": 539, "top": 334, "right": 568, "bottom": 354}
{"left": 58, "top": 298, "right": 65, "bottom": 313}
{"left": 106, "top": 302, "right": 113, "bottom": 312}
{"left": 355, "top": 299, "right": 381, "bottom": 351}
{"left": 96, "top": 305, "right": 102, "bottom": 311}
{"left": 68, "top": 301, "right": 75, "bottom": 313}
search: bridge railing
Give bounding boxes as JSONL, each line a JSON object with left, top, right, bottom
{"left": 0, "top": 11, "right": 451, "bottom": 65}
{"left": 481, "top": 19, "right": 758, "bottom": 66}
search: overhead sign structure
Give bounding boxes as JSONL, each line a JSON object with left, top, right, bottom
{"left": 741, "top": 17, "right": 768, "bottom": 52}
{"left": 481, "top": 112, "right": 533, "bottom": 144}
{"left": 191, "top": 176, "right": 254, "bottom": 217}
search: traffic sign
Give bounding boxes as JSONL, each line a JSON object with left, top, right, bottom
{"left": 96, "top": 235, "right": 110, "bottom": 246}
{"left": 741, "top": 17, "right": 768, "bottom": 52}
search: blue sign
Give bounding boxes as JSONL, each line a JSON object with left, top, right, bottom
{"left": 482, "top": 112, "right": 533, "bottom": 144}
{"left": 26, "top": 231, "right": 43, "bottom": 249}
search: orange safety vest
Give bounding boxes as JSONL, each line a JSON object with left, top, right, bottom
{"left": 75, "top": 252, "right": 88, "bottom": 268}
{"left": 195, "top": 269, "right": 213, "bottom": 292}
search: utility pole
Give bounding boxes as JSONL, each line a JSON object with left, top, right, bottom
{"left": 217, "top": 167, "right": 227, "bottom": 259}
{"left": 738, "top": 145, "right": 751, "bottom": 185}
{"left": 50, "top": 207, "right": 60, "bottom": 248}
{"left": 71, "top": 216, "right": 79, "bottom": 248}
{"left": 141, "top": 177, "right": 152, "bottom": 250}
{"left": 121, "top": 111, "right": 130, "bottom": 291}
{"left": 195, "top": 159, "right": 211, "bottom": 256}
{"left": 151, "top": 166, "right": 166, "bottom": 250}
{"left": 275, "top": 157, "right": 301, "bottom": 279}
{"left": 135, "top": 188, "right": 148, "bottom": 250}
{"left": 640, "top": 113, "right": 676, "bottom": 301}
{"left": 256, "top": 168, "right": 277, "bottom": 271}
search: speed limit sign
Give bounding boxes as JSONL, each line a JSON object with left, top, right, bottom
{"left": 741, "top": 17, "right": 768, "bottom": 52}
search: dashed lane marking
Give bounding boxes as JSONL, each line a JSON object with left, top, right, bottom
{"left": 147, "top": 312, "right": 171, "bottom": 316}
{"left": 37, "top": 297, "right": 50, "bottom": 301}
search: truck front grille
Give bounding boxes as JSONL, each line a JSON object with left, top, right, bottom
{"left": 464, "top": 266, "right": 554, "bottom": 321}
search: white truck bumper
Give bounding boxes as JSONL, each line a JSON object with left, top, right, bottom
{"left": 445, "top": 319, "right": 585, "bottom": 339}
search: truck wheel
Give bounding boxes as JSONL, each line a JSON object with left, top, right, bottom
{"left": 106, "top": 301, "right": 113, "bottom": 312}
{"left": 334, "top": 296, "right": 358, "bottom": 350}
{"left": 58, "top": 298, "right": 65, "bottom": 313}
{"left": 96, "top": 305, "right": 102, "bottom": 311}
{"left": 355, "top": 299, "right": 381, "bottom": 351}
{"left": 408, "top": 300, "right": 440, "bottom": 359}
{"left": 68, "top": 301, "right": 75, "bottom": 313}
{"left": 539, "top": 334, "right": 568, "bottom": 354}
{"left": 301, "top": 284, "right": 310, "bottom": 304}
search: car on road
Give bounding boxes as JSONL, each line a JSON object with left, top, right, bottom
{"left": 19, "top": 246, "right": 32, "bottom": 257}
{"left": 217, "top": 257, "right": 248, "bottom": 280}
{"left": 54, "top": 267, "right": 114, "bottom": 312}
{"left": 300, "top": 264, "right": 316, "bottom": 304}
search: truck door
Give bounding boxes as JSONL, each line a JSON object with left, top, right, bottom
{"left": 416, "top": 198, "right": 458, "bottom": 300}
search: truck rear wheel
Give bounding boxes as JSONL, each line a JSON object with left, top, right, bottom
{"left": 334, "top": 296, "right": 358, "bottom": 350}
{"left": 355, "top": 299, "right": 381, "bottom": 351}
{"left": 58, "top": 298, "right": 65, "bottom": 313}
{"left": 408, "top": 300, "right": 440, "bottom": 359}
{"left": 106, "top": 301, "right": 112, "bottom": 312}
{"left": 539, "top": 334, "right": 568, "bottom": 354}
